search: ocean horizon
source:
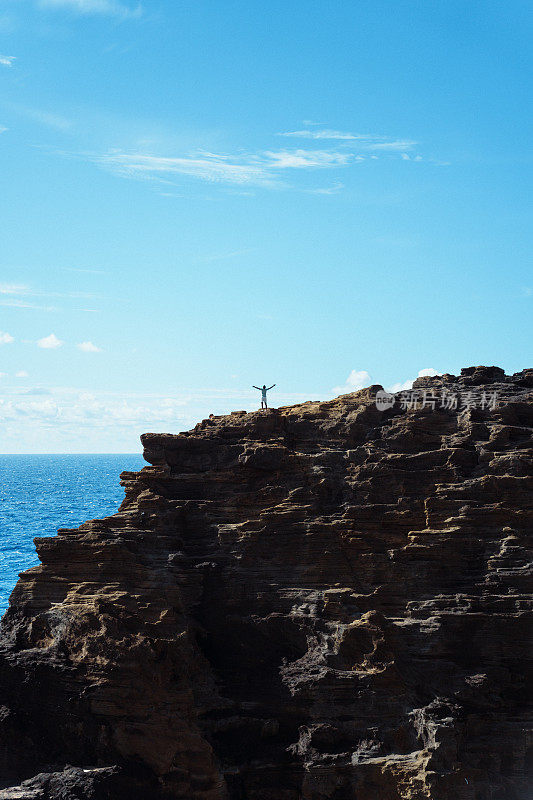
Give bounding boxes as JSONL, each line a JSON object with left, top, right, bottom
{"left": 0, "top": 453, "right": 145, "bottom": 616}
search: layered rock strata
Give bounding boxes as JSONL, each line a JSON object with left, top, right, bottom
{"left": 0, "top": 366, "right": 532, "bottom": 799}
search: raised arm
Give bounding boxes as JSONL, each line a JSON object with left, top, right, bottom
{"left": 252, "top": 386, "right": 261, "bottom": 390}
{"left": 267, "top": 384, "right": 276, "bottom": 390}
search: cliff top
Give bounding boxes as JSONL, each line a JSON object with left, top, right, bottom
{"left": 141, "top": 365, "right": 533, "bottom": 465}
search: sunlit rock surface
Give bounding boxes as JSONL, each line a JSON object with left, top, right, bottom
{"left": 1, "top": 367, "right": 532, "bottom": 799}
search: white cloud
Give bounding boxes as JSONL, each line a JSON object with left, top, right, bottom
{"left": 332, "top": 369, "right": 372, "bottom": 395}
{"left": 0, "top": 331, "right": 14, "bottom": 345}
{"left": 0, "top": 390, "right": 191, "bottom": 432}
{"left": 38, "top": 0, "right": 142, "bottom": 18}
{"left": 306, "top": 181, "right": 344, "bottom": 195}
{"left": 0, "top": 372, "right": 7, "bottom": 378}
{"left": 37, "top": 333, "right": 63, "bottom": 349}
{"left": 0, "top": 55, "right": 15, "bottom": 67}
{"left": 0, "top": 283, "right": 31, "bottom": 295}
{"left": 0, "top": 397, "right": 59, "bottom": 418}
{"left": 387, "top": 368, "right": 441, "bottom": 393}
{"left": 0, "top": 282, "right": 101, "bottom": 312}
{"left": 387, "top": 378, "right": 415, "bottom": 393}
{"left": 98, "top": 146, "right": 358, "bottom": 189}
{"left": 98, "top": 151, "right": 278, "bottom": 187}
{"left": 15, "top": 370, "right": 29, "bottom": 378}
{"left": 279, "top": 129, "right": 362, "bottom": 141}
{"left": 47, "top": 121, "right": 429, "bottom": 195}
{"left": 278, "top": 129, "right": 418, "bottom": 152}
{"left": 265, "top": 149, "right": 353, "bottom": 168}
{"left": 0, "top": 299, "right": 58, "bottom": 311}
{"left": 77, "top": 340, "right": 101, "bottom": 352}
{"left": 367, "top": 140, "right": 417, "bottom": 151}
{"left": 91, "top": 126, "right": 425, "bottom": 193}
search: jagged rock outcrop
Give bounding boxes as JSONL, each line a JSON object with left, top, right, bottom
{"left": 0, "top": 367, "right": 532, "bottom": 800}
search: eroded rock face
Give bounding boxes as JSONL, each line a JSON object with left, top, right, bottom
{"left": 0, "top": 367, "right": 532, "bottom": 800}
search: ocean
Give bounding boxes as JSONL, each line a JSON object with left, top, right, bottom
{"left": 0, "top": 454, "right": 145, "bottom": 617}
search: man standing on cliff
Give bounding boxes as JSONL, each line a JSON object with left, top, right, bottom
{"left": 253, "top": 383, "right": 275, "bottom": 409}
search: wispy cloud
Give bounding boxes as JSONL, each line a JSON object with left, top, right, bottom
{"left": 0, "top": 282, "right": 100, "bottom": 312}
{"left": 264, "top": 149, "right": 352, "bottom": 168}
{"left": 0, "top": 331, "right": 14, "bottom": 345}
{"left": 367, "top": 140, "right": 417, "bottom": 151}
{"left": 37, "top": 0, "right": 142, "bottom": 19}
{"left": 279, "top": 128, "right": 362, "bottom": 141}
{"left": 0, "top": 285, "right": 57, "bottom": 311}
{"left": 63, "top": 267, "right": 107, "bottom": 274}
{"left": 0, "top": 55, "right": 15, "bottom": 67}
{"left": 0, "top": 298, "right": 58, "bottom": 311}
{"left": 37, "top": 333, "right": 63, "bottom": 349}
{"left": 7, "top": 103, "right": 72, "bottom": 131}
{"left": 306, "top": 180, "right": 344, "bottom": 195}
{"left": 97, "top": 151, "right": 281, "bottom": 187}
{"left": 0, "top": 283, "right": 31, "bottom": 295}
{"left": 96, "top": 146, "right": 360, "bottom": 189}
{"left": 77, "top": 340, "right": 101, "bottom": 352}
{"left": 279, "top": 128, "right": 418, "bottom": 152}
{"left": 0, "top": 390, "right": 188, "bottom": 433}
{"left": 89, "top": 124, "right": 424, "bottom": 194}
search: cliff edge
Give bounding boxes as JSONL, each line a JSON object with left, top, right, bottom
{"left": 0, "top": 367, "right": 532, "bottom": 799}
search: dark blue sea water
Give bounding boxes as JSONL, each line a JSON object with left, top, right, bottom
{"left": 0, "top": 454, "right": 145, "bottom": 617}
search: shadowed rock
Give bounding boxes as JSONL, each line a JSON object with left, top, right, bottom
{"left": 0, "top": 367, "right": 532, "bottom": 799}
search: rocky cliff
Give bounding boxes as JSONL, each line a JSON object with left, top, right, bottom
{"left": 0, "top": 366, "right": 532, "bottom": 800}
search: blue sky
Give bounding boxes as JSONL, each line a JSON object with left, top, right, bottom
{"left": 0, "top": 0, "right": 531, "bottom": 452}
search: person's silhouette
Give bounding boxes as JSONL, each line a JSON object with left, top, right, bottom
{"left": 253, "top": 383, "right": 275, "bottom": 409}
